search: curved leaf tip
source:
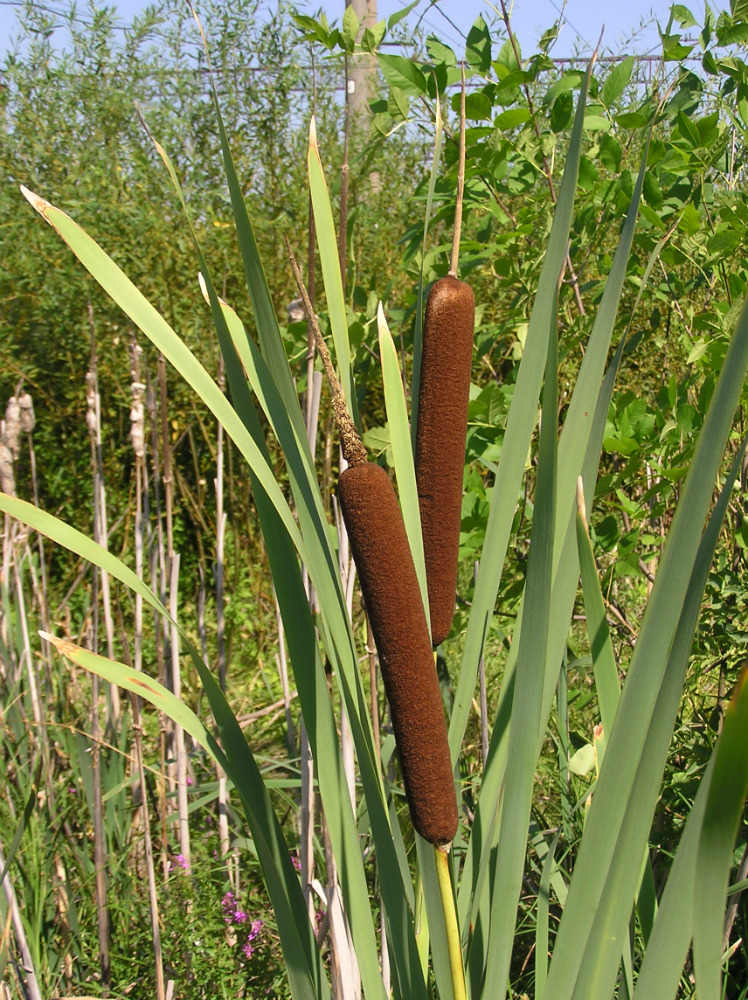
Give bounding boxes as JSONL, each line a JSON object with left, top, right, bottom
{"left": 40, "top": 630, "right": 79, "bottom": 659}
{"left": 309, "top": 114, "right": 318, "bottom": 153}
{"left": 20, "top": 185, "right": 49, "bottom": 215}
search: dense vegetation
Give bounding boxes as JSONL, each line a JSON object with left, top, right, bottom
{"left": 1, "top": 0, "right": 748, "bottom": 997}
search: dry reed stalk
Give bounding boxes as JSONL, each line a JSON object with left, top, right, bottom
{"left": 156, "top": 357, "right": 190, "bottom": 865}
{"left": 129, "top": 340, "right": 146, "bottom": 674}
{"left": 90, "top": 666, "right": 111, "bottom": 992}
{"left": 0, "top": 842, "right": 43, "bottom": 1000}
{"left": 85, "top": 317, "right": 120, "bottom": 726}
{"left": 144, "top": 366, "right": 170, "bottom": 877}
{"left": 13, "top": 544, "right": 44, "bottom": 735}
{"left": 0, "top": 515, "right": 15, "bottom": 686}
{"left": 131, "top": 689, "right": 166, "bottom": 1000}
{"left": 53, "top": 855, "right": 74, "bottom": 984}
{"left": 169, "top": 553, "right": 191, "bottom": 866}
{"left": 3, "top": 397, "right": 21, "bottom": 461}
{"left": 213, "top": 355, "right": 232, "bottom": 872}
{"left": 18, "top": 389, "right": 52, "bottom": 684}
{"left": 0, "top": 442, "right": 15, "bottom": 497}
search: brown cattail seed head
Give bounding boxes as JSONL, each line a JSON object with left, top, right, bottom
{"left": 338, "top": 462, "right": 458, "bottom": 845}
{"left": 415, "top": 275, "right": 475, "bottom": 647}
{"left": 18, "top": 393, "right": 35, "bottom": 435}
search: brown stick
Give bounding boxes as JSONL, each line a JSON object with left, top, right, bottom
{"left": 449, "top": 64, "right": 467, "bottom": 278}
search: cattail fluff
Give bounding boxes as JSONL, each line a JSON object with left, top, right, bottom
{"left": 415, "top": 275, "right": 475, "bottom": 647}
{"left": 338, "top": 461, "right": 458, "bottom": 845}
{"left": 0, "top": 440, "right": 15, "bottom": 496}
{"left": 130, "top": 381, "right": 146, "bottom": 460}
{"left": 18, "top": 393, "right": 35, "bottom": 435}
{"left": 85, "top": 372, "right": 97, "bottom": 438}
{"left": 4, "top": 397, "right": 21, "bottom": 461}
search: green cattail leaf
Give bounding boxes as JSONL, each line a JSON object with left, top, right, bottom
{"left": 693, "top": 665, "right": 748, "bottom": 1000}
{"left": 18, "top": 188, "right": 306, "bottom": 567}
{"left": 0, "top": 496, "right": 328, "bottom": 1000}
{"left": 449, "top": 54, "right": 595, "bottom": 763}
{"left": 459, "top": 123, "right": 653, "bottom": 950}
{"left": 377, "top": 303, "right": 429, "bottom": 618}
{"left": 544, "top": 287, "right": 748, "bottom": 999}
{"left": 209, "top": 290, "right": 427, "bottom": 1000}
{"left": 632, "top": 757, "right": 715, "bottom": 1000}
{"left": 535, "top": 831, "right": 561, "bottom": 1000}
{"left": 575, "top": 492, "right": 620, "bottom": 742}
{"left": 308, "top": 117, "right": 356, "bottom": 420}
{"left": 546, "top": 434, "right": 744, "bottom": 1000}
{"left": 481, "top": 271, "right": 560, "bottom": 995}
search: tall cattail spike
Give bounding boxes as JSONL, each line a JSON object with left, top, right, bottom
{"left": 338, "top": 462, "right": 458, "bottom": 845}
{"left": 415, "top": 275, "right": 475, "bottom": 647}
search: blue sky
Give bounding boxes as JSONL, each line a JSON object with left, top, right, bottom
{"left": 0, "top": 0, "right": 731, "bottom": 59}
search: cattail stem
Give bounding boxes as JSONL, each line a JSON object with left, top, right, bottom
{"left": 449, "top": 65, "right": 467, "bottom": 279}
{"left": 285, "top": 236, "right": 367, "bottom": 467}
{"left": 435, "top": 845, "right": 467, "bottom": 1000}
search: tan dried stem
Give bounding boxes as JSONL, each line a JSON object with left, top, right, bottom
{"left": 449, "top": 64, "right": 467, "bottom": 278}
{"left": 285, "top": 236, "right": 367, "bottom": 467}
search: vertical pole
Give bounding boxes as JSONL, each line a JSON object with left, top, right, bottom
{"left": 346, "top": 0, "right": 377, "bottom": 122}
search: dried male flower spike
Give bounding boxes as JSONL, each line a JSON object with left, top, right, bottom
{"left": 130, "top": 381, "right": 146, "bottom": 460}
{"left": 0, "top": 442, "right": 15, "bottom": 496}
{"left": 415, "top": 275, "right": 475, "bottom": 647}
{"left": 338, "top": 461, "right": 458, "bottom": 846}
{"left": 17, "top": 393, "right": 35, "bottom": 435}
{"left": 4, "top": 397, "right": 21, "bottom": 460}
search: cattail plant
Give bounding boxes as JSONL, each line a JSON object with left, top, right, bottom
{"left": 288, "top": 239, "right": 458, "bottom": 849}
{"left": 415, "top": 69, "right": 474, "bottom": 648}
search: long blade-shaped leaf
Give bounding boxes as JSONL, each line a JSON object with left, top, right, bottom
{"left": 378, "top": 303, "right": 429, "bottom": 617}
{"left": 545, "top": 293, "right": 748, "bottom": 1000}
{"left": 449, "top": 57, "right": 593, "bottom": 760}
{"left": 19, "top": 188, "right": 305, "bottom": 565}
{"left": 479, "top": 276, "right": 560, "bottom": 998}
{"left": 139, "top": 129, "right": 423, "bottom": 1000}
{"left": 308, "top": 117, "right": 356, "bottom": 418}
{"left": 693, "top": 665, "right": 748, "bottom": 1000}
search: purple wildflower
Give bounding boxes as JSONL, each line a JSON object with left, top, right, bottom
{"left": 242, "top": 920, "right": 263, "bottom": 960}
